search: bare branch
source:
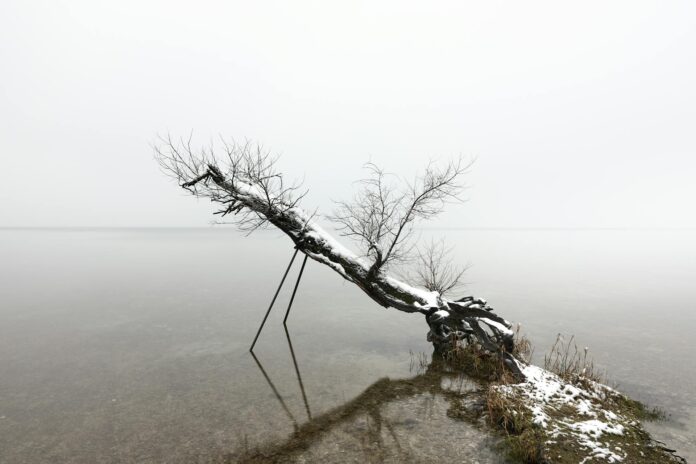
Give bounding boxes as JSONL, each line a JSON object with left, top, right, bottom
{"left": 154, "top": 135, "right": 306, "bottom": 233}
{"left": 414, "top": 239, "right": 468, "bottom": 296}
{"left": 329, "top": 157, "right": 471, "bottom": 275}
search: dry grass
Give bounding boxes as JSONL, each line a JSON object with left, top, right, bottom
{"left": 437, "top": 324, "right": 534, "bottom": 384}
{"left": 512, "top": 324, "right": 533, "bottom": 364}
{"left": 445, "top": 342, "right": 510, "bottom": 381}
{"left": 543, "top": 333, "right": 604, "bottom": 385}
{"left": 485, "top": 387, "right": 544, "bottom": 462}
{"left": 408, "top": 350, "right": 430, "bottom": 374}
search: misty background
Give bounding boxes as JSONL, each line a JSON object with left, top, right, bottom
{"left": 2, "top": 3, "right": 696, "bottom": 462}
{"left": 1, "top": 0, "right": 695, "bottom": 228}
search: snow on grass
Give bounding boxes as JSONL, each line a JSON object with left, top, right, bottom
{"left": 493, "top": 364, "right": 630, "bottom": 462}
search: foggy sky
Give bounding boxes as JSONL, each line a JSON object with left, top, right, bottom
{"left": 1, "top": 0, "right": 695, "bottom": 228}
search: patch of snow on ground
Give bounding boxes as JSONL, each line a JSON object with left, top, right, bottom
{"left": 572, "top": 419, "right": 624, "bottom": 436}
{"left": 494, "top": 364, "right": 629, "bottom": 462}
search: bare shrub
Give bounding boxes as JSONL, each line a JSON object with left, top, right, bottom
{"left": 330, "top": 158, "right": 471, "bottom": 276}
{"left": 413, "top": 239, "right": 467, "bottom": 296}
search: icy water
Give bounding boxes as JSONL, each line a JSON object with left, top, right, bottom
{"left": 0, "top": 228, "right": 694, "bottom": 463}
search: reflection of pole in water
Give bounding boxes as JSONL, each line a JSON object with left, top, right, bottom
{"left": 284, "top": 326, "right": 312, "bottom": 420}
{"left": 250, "top": 351, "right": 298, "bottom": 431}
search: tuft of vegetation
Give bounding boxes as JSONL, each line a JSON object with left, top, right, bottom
{"left": 486, "top": 387, "right": 546, "bottom": 463}
{"left": 512, "top": 325, "right": 533, "bottom": 364}
{"left": 544, "top": 333, "right": 604, "bottom": 386}
{"left": 444, "top": 341, "right": 508, "bottom": 380}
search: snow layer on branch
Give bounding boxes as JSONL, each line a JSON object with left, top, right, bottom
{"left": 478, "top": 318, "right": 514, "bottom": 336}
{"left": 385, "top": 276, "right": 440, "bottom": 307}
{"left": 304, "top": 251, "right": 352, "bottom": 281}
{"left": 233, "top": 180, "right": 267, "bottom": 201}
{"left": 304, "top": 222, "right": 361, "bottom": 263}
{"left": 299, "top": 213, "right": 446, "bottom": 310}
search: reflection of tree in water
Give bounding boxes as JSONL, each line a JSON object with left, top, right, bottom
{"left": 222, "top": 329, "right": 498, "bottom": 464}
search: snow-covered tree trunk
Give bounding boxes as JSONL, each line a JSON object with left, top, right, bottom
{"left": 155, "top": 138, "right": 523, "bottom": 377}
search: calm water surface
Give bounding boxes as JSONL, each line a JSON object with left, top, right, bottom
{"left": 0, "top": 228, "right": 694, "bottom": 463}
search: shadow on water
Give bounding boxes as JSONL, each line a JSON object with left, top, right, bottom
{"left": 223, "top": 329, "right": 505, "bottom": 464}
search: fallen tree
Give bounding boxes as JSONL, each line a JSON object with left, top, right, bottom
{"left": 155, "top": 137, "right": 687, "bottom": 463}
{"left": 155, "top": 137, "right": 522, "bottom": 376}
